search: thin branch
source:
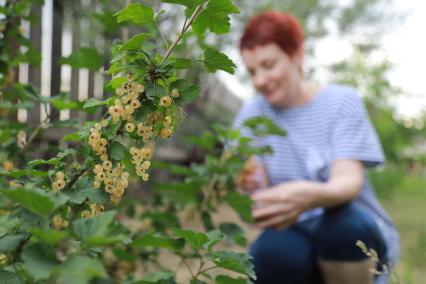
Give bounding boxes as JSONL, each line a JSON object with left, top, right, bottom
{"left": 197, "top": 265, "right": 217, "bottom": 276}
{"left": 182, "top": 258, "right": 195, "bottom": 279}
{"left": 154, "top": 21, "right": 170, "bottom": 50}
{"left": 67, "top": 167, "right": 88, "bottom": 189}
{"left": 161, "top": 4, "right": 204, "bottom": 64}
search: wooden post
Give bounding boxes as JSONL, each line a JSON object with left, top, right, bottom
{"left": 49, "top": 0, "right": 63, "bottom": 121}
{"left": 70, "top": 0, "right": 81, "bottom": 122}
{"left": 27, "top": 4, "right": 42, "bottom": 124}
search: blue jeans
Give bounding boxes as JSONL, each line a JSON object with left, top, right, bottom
{"left": 249, "top": 203, "right": 387, "bottom": 284}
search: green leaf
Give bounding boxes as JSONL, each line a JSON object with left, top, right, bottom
{"left": 219, "top": 223, "right": 246, "bottom": 246}
{"left": 209, "top": 251, "right": 255, "bottom": 279}
{"left": 185, "top": 131, "right": 216, "bottom": 150}
{"left": 0, "top": 271, "right": 20, "bottom": 284}
{"left": 1, "top": 188, "right": 69, "bottom": 217}
{"left": 107, "top": 77, "right": 127, "bottom": 90}
{"left": 0, "top": 234, "right": 27, "bottom": 252}
{"left": 204, "top": 229, "right": 225, "bottom": 250}
{"left": 114, "top": 3, "right": 154, "bottom": 25}
{"left": 57, "top": 255, "right": 107, "bottom": 284}
{"left": 215, "top": 275, "right": 249, "bottom": 284}
{"left": 243, "top": 116, "right": 287, "bottom": 137}
{"left": 60, "top": 47, "right": 103, "bottom": 71}
{"left": 28, "top": 158, "right": 60, "bottom": 167}
{"left": 93, "top": 11, "right": 120, "bottom": 33}
{"left": 121, "top": 33, "right": 150, "bottom": 50}
{"left": 132, "top": 233, "right": 184, "bottom": 251}
{"left": 0, "top": 216, "right": 20, "bottom": 238}
{"left": 83, "top": 98, "right": 109, "bottom": 109}
{"left": 133, "top": 271, "right": 176, "bottom": 284}
{"left": 21, "top": 243, "right": 58, "bottom": 281}
{"left": 109, "top": 141, "right": 127, "bottom": 160}
{"left": 29, "top": 227, "right": 68, "bottom": 245}
{"left": 73, "top": 211, "right": 130, "bottom": 248}
{"left": 0, "top": 169, "right": 48, "bottom": 178}
{"left": 203, "top": 47, "right": 236, "bottom": 74}
{"left": 225, "top": 192, "right": 253, "bottom": 222}
{"left": 155, "top": 182, "right": 202, "bottom": 205}
{"left": 50, "top": 95, "right": 83, "bottom": 111}
{"left": 173, "top": 228, "right": 208, "bottom": 250}
{"left": 151, "top": 161, "right": 196, "bottom": 176}
{"left": 66, "top": 177, "right": 109, "bottom": 204}
{"left": 172, "top": 58, "right": 192, "bottom": 69}
{"left": 61, "top": 132, "right": 81, "bottom": 143}
{"left": 193, "top": 0, "right": 239, "bottom": 35}
{"left": 0, "top": 101, "right": 34, "bottom": 109}
{"left": 161, "top": 0, "right": 203, "bottom": 9}
{"left": 145, "top": 81, "right": 164, "bottom": 99}
{"left": 170, "top": 79, "right": 201, "bottom": 105}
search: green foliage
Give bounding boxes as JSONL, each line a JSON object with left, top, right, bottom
{"left": 0, "top": 1, "right": 285, "bottom": 283}
{"left": 113, "top": 3, "right": 154, "bottom": 25}
{"left": 203, "top": 47, "right": 237, "bottom": 74}
{"left": 193, "top": 0, "right": 239, "bottom": 35}
{"left": 60, "top": 47, "right": 103, "bottom": 71}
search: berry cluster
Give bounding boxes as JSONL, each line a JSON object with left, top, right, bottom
{"left": 0, "top": 254, "right": 7, "bottom": 267}
{"left": 129, "top": 147, "right": 152, "bottom": 181}
{"left": 52, "top": 214, "right": 69, "bottom": 230}
{"left": 81, "top": 203, "right": 106, "bottom": 219}
{"left": 88, "top": 121, "right": 109, "bottom": 159}
{"left": 52, "top": 171, "right": 66, "bottom": 192}
{"left": 93, "top": 161, "right": 129, "bottom": 203}
{"left": 136, "top": 123, "right": 153, "bottom": 142}
{"left": 108, "top": 78, "right": 144, "bottom": 123}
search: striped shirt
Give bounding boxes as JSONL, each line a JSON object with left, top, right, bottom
{"left": 233, "top": 84, "right": 400, "bottom": 267}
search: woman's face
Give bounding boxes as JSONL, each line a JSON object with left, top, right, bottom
{"left": 241, "top": 43, "right": 303, "bottom": 108}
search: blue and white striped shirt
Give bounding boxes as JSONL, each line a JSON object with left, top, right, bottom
{"left": 233, "top": 84, "right": 400, "bottom": 266}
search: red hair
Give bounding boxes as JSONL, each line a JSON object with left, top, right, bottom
{"left": 239, "top": 11, "right": 304, "bottom": 57}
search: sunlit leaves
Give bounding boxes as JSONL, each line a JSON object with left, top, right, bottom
{"left": 192, "top": 0, "right": 239, "bottom": 35}
{"left": 114, "top": 3, "right": 154, "bottom": 25}
{"left": 203, "top": 47, "right": 236, "bottom": 74}
{"left": 1, "top": 188, "right": 68, "bottom": 217}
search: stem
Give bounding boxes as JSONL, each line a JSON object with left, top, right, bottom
{"left": 68, "top": 167, "right": 88, "bottom": 189}
{"left": 154, "top": 21, "right": 169, "bottom": 50}
{"left": 11, "top": 261, "right": 24, "bottom": 284}
{"left": 161, "top": 3, "right": 204, "bottom": 64}
{"left": 182, "top": 258, "right": 195, "bottom": 279}
{"left": 197, "top": 265, "right": 217, "bottom": 276}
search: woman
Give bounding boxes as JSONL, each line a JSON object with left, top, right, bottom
{"left": 234, "top": 11, "right": 400, "bottom": 284}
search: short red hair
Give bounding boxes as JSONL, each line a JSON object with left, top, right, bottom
{"left": 239, "top": 11, "right": 304, "bottom": 57}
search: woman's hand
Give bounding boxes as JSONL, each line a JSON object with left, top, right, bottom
{"left": 236, "top": 158, "right": 269, "bottom": 195}
{"left": 250, "top": 160, "right": 365, "bottom": 230}
{"left": 251, "top": 181, "right": 315, "bottom": 230}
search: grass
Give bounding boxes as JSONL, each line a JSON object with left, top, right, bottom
{"left": 371, "top": 168, "right": 426, "bottom": 284}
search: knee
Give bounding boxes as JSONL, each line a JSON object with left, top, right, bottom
{"left": 250, "top": 228, "right": 316, "bottom": 282}
{"left": 317, "top": 203, "right": 384, "bottom": 261}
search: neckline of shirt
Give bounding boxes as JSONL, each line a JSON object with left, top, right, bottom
{"left": 263, "top": 85, "right": 328, "bottom": 115}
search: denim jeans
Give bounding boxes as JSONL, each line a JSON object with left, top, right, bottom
{"left": 249, "top": 203, "right": 388, "bottom": 284}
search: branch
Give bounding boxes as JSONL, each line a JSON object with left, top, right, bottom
{"left": 67, "top": 167, "right": 88, "bottom": 189}
{"left": 161, "top": 4, "right": 204, "bottom": 64}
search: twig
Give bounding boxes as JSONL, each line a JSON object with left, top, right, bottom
{"left": 182, "top": 258, "right": 195, "bottom": 279}
{"left": 154, "top": 21, "right": 169, "bottom": 50}
{"left": 67, "top": 167, "right": 88, "bottom": 189}
{"left": 161, "top": 3, "right": 204, "bottom": 64}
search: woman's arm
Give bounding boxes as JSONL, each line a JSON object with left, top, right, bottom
{"left": 251, "top": 159, "right": 364, "bottom": 229}
{"left": 305, "top": 159, "right": 364, "bottom": 209}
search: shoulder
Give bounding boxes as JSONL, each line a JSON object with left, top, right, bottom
{"left": 323, "top": 84, "right": 366, "bottom": 115}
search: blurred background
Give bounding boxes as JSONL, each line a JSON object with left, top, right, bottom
{"left": 6, "top": 0, "right": 426, "bottom": 282}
